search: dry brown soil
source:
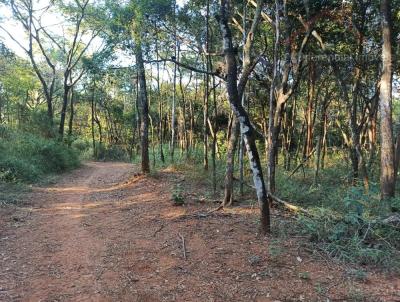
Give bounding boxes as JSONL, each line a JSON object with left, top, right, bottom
{"left": 0, "top": 162, "right": 399, "bottom": 302}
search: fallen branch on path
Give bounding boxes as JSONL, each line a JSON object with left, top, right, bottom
{"left": 269, "top": 194, "right": 309, "bottom": 215}
{"left": 173, "top": 211, "right": 233, "bottom": 221}
{"left": 178, "top": 233, "right": 187, "bottom": 260}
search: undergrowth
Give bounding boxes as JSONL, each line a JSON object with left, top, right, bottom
{"left": 71, "top": 139, "right": 130, "bottom": 161}
{"left": 142, "top": 147, "right": 400, "bottom": 272}
{"left": 0, "top": 125, "right": 80, "bottom": 184}
{"left": 294, "top": 185, "right": 400, "bottom": 271}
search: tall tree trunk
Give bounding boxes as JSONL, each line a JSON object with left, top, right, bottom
{"left": 155, "top": 29, "right": 165, "bottom": 163}
{"left": 379, "top": 0, "right": 395, "bottom": 199}
{"left": 59, "top": 78, "right": 71, "bottom": 139}
{"left": 267, "top": 0, "right": 280, "bottom": 194}
{"left": 219, "top": 0, "right": 270, "bottom": 234}
{"left": 135, "top": 41, "right": 150, "bottom": 173}
{"left": 223, "top": 115, "right": 239, "bottom": 206}
{"left": 0, "top": 94, "right": 2, "bottom": 124}
{"left": 91, "top": 85, "right": 96, "bottom": 158}
{"left": 170, "top": 0, "right": 178, "bottom": 162}
{"left": 238, "top": 1, "right": 247, "bottom": 196}
{"left": 212, "top": 75, "right": 217, "bottom": 194}
{"left": 171, "top": 46, "right": 177, "bottom": 162}
{"left": 304, "top": 63, "right": 315, "bottom": 160}
{"left": 203, "top": 0, "right": 210, "bottom": 170}
{"left": 67, "top": 88, "right": 75, "bottom": 146}
{"left": 321, "top": 109, "right": 328, "bottom": 169}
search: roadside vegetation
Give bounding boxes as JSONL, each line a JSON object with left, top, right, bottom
{"left": 0, "top": 125, "right": 79, "bottom": 185}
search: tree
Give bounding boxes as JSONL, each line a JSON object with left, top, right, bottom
{"left": 1, "top": 0, "right": 100, "bottom": 138}
{"left": 379, "top": 0, "right": 395, "bottom": 199}
{"left": 57, "top": 0, "right": 100, "bottom": 138}
{"left": 219, "top": 0, "right": 270, "bottom": 234}
{"left": 1, "top": 0, "right": 57, "bottom": 127}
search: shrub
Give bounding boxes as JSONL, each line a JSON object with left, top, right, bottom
{"left": 96, "top": 143, "right": 129, "bottom": 161}
{"left": 296, "top": 185, "right": 400, "bottom": 270}
{"left": 172, "top": 184, "right": 185, "bottom": 206}
{"left": 72, "top": 138, "right": 91, "bottom": 153}
{"left": 0, "top": 157, "right": 40, "bottom": 182}
{"left": 0, "top": 127, "right": 80, "bottom": 183}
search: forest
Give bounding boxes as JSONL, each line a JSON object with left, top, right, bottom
{"left": 0, "top": 0, "right": 400, "bottom": 301}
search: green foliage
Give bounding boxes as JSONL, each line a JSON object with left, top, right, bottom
{"left": 296, "top": 185, "right": 400, "bottom": 270}
{"left": 96, "top": 144, "right": 130, "bottom": 161}
{"left": 268, "top": 240, "right": 284, "bottom": 258}
{"left": 0, "top": 182, "right": 31, "bottom": 206}
{"left": 72, "top": 138, "right": 92, "bottom": 153}
{"left": 171, "top": 184, "right": 184, "bottom": 206}
{"left": 0, "top": 126, "right": 80, "bottom": 183}
{"left": 298, "top": 271, "right": 311, "bottom": 280}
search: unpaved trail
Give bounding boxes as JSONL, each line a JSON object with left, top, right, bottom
{"left": 0, "top": 162, "right": 399, "bottom": 302}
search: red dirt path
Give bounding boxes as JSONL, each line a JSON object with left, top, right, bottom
{"left": 0, "top": 162, "right": 399, "bottom": 302}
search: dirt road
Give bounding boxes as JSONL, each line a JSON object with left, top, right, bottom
{"left": 0, "top": 162, "right": 398, "bottom": 301}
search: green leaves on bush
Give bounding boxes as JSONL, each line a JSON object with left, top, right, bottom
{"left": 172, "top": 184, "right": 185, "bottom": 206}
{"left": 0, "top": 127, "right": 80, "bottom": 182}
{"left": 297, "top": 186, "right": 400, "bottom": 270}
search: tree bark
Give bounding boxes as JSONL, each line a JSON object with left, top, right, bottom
{"left": 135, "top": 41, "right": 150, "bottom": 173}
{"left": 91, "top": 83, "right": 96, "bottom": 158}
{"left": 59, "top": 77, "right": 71, "bottom": 138}
{"left": 223, "top": 115, "right": 239, "bottom": 206}
{"left": 203, "top": 0, "right": 210, "bottom": 170}
{"left": 219, "top": 0, "right": 270, "bottom": 234}
{"left": 379, "top": 0, "right": 395, "bottom": 199}
{"left": 67, "top": 87, "right": 74, "bottom": 146}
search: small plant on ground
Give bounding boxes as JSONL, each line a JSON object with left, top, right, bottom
{"left": 296, "top": 184, "right": 400, "bottom": 271}
{"left": 172, "top": 184, "right": 185, "bottom": 206}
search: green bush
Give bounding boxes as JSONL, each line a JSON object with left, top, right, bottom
{"left": 296, "top": 185, "right": 400, "bottom": 270}
{"left": 96, "top": 143, "right": 129, "bottom": 161}
{"left": 0, "top": 127, "right": 80, "bottom": 183}
{"left": 72, "top": 138, "right": 91, "bottom": 153}
{"left": 0, "top": 157, "right": 40, "bottom": 182}
{"left": 171, "top": 184, "right": 185, "bottom": 206}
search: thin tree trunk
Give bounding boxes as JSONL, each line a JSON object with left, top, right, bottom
{"left": 59, "top": 78, "right": 71, "bottom": 139}
{"left": 171, "top": 0, "right": 177, "bottom": 162}
{"left": 239, "top": 1, "right": 247, "bottom": 196}
{"left": 321, "top": 109, "right": 328, "bottom": 169}
{"left": 91, "top": 83, "right": 96, "bottom": 158}
{"left": 212, "top": 75, "right": 217, "bottom": 194}
{"left": 223, "top": 115, "right": 239, "bottom": 206}
{"left": 203, "top": 0, "right": 210, "bottom": 170}
{"left": 304, "top": 63, "right": 315, "bottom": 161}
{"left": 154, "top": 30, "right": 164, "bottom": 163}
{"left": 267, "top": 0, "right": 280, "bottom": 194}
{"left": 67, "top": 87, "right": 74, "bottom": 146}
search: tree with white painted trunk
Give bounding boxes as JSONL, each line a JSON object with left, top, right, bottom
{"left": 219, "top": 0, "right": 270, "bottom": 234}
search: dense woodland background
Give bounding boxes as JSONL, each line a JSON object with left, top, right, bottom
{"left": 1, "top": 0, "right": 400, "bottom": 270}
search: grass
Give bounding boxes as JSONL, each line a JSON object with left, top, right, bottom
{"left": 0, "top": 182, "right": 31, "bottom": 206}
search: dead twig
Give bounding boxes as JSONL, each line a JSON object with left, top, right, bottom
{"left": 153, "top": 224, "right": 164, "bottom": 237}
{"left": 178, "top": 233, "right": 187, "bottom": 260}
{"left": 172, "top": 211, "right": 233, "bottom": 221}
